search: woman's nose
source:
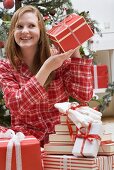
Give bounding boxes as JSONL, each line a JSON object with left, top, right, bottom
{"left": 21, "top": 26, "right": 29, "bottom": 33}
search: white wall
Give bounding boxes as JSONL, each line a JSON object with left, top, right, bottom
{"left": 71, "top": 0, "right": 114, "bottom": 33}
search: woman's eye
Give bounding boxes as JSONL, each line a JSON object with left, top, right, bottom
{"left": 16, "top": 25, "right": 23, "bottom": 29}
{"left": 29, "top": 24, "right": 35, "bottom": 28}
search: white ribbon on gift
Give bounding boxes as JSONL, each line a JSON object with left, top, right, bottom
{"left": 93, "top": 65, "right": 98, "bottom": 89}
{"left": 0, "top": 129, "right": 25, "bottom": 170}
{"left": 61, "top": 155, "right": 72, "bottom": 170}
{"left": 63, "top": 155, "right": 67, "bottom": 170}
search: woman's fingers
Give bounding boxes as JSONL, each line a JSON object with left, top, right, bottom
{"left": 59, "top": 49, "right": 76, "bottom": 60}
{"left": 50, "top": 45, "right": 59, "bottom": 55}
{"left": 44, "top": 49, "right": 76, "bottom": 73}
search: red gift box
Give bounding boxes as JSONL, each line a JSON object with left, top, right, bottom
{"left": 92, "top": 65, "right": 109, "bottom": 89}
{"left": 47, "top": 13, "right": 94, "bottom": 52}
{"left": 0, "top": 136, "right": 43, "bottom": 170}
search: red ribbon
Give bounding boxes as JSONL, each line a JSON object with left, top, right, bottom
{"left": 99, "top": 140, "right": 114, "bottom": 153}
{"left": 101, "top": 140, "right": 113, "bottom": 145}
{"left": 66, "top": 116, "right": 78, "bottom": 141}
{"left": 66, "top": 102, "right": 88, "bottom": 141}
{"left": 70, "top": 102, "right": 88, "bottom": 110}
{"left": 77, "top": 123, "right": 101, "bottom": 157}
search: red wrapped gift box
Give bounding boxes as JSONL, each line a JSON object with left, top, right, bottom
{"left": 92, "top": 65, "right": 109, "bottom": 89}
{"left": 47, "top": 13, "right": 94, "bottom": 52}
{"left": 0, "top": 136, "right": 43, "bottom": 170}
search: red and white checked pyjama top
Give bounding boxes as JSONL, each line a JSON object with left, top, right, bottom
{"left": 0, "top": 57, "right": 93, "bottom": 144}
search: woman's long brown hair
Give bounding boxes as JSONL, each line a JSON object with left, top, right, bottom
{"left": 5, "top": 5, "right": 54, "bottom": 88}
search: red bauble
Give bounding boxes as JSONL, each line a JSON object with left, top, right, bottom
{"left": 0, "top": 41, "right": 4, "bottom": 48}
{"left": 43, "top": 15, "right": 50, "bottom": 21}
{"left": 49, "top": 9, "right": 56, "bottom": 16}
{"left": 3, "top": 0, "right": 14, "bottom": 9}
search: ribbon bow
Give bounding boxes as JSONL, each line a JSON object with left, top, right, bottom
{"left": 77, "top": 124, "right": 101, "bottom": 141}
{"left": 75, "top": 124, "right": 101, "bottom": 157}
{"left": 0, "top": 129, "right": 25, "bottom": 170}
{"left": 66, "top": 102, "right": 88, "bottom": 141}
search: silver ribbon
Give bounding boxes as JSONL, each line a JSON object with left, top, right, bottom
{"left": 93, "top": 65, "right": 98, "bottom": 89}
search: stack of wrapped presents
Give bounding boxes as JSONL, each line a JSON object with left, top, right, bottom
{"left": 0, "top": 13, "right": 110, "bottom": 170}
{"left": 42, "top": 13, "right": 113, "bottom": 170}
{"left": 42, "top": 102, "right": 114, "bottom": 170}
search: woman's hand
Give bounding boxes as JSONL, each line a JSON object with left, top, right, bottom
{"left": 35, "top": 49, "right": 75, "bottom": 86}
{"left": 50, "top": 45, "right": 81, "bottom": 59}
{"left": 45, "top": 49, "right": 75, "bottom": 73}
{"left": 71, "top": 47, "right": 81, "bottom": 58}
{"left": 50, "top": 45, "right": 59, "bottom": 56}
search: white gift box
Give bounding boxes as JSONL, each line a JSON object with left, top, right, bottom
{"left": 72, "top": 122, "right": 103, "bottom": 158}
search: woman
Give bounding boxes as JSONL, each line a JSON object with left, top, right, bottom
{"left": 0, "top": 5, "right": 93, "bottom": 146}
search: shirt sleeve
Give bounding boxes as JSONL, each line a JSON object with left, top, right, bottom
{"left": 0, "top": 60, "right": 48, "bottom": 113}
{"left": 62, "top": 57, "right": 93, "bottom": 103}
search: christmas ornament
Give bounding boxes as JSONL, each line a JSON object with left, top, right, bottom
{"left": 49, "top": 9, "right": 56, "bottom": 16}
{"left": 88, "top": 39, "right": 94, "bottom": 44}
{"left": 43, "top": 15, "right": 50, "bottom": 21}
{"left": 3, "top": 0, "right": 14, "bottom": 9}
{"left": 0, "top": 41, "right": 4, "bottom": 48}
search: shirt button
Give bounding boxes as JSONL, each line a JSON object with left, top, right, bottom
{"left": 39, "top": 117, "right": 42, "bottom": 120}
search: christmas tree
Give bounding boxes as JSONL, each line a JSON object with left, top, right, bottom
{"left": 0, "top": 90, "right": 10, "bottom": 127}
{"left": 22, "top": 0, "right": 73, "bottom": 21}
{"left": 1, "top": 0, "right": 73, "bottom": 19}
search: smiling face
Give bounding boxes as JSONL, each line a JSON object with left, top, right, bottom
{"left": 14, "top": 12, "right": 40, "bottom": 50}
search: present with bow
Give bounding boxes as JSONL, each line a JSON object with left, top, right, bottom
{"left": 0, "top": 129, "right": 43, "bottom": 170}
{"left": 54, "top": 102, "right": 103, "bottom": 157}
{"left": 72, "top": 122, "right": 103, "bottom": 157}
{"left": 47, "top": 13, "right": 94, "bottom": 52}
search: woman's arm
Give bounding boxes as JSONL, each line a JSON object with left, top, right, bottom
{"left": 0, "top": 60, "right": 48, "bottom": 112}
{"left": 71, "top": 47, "right": 81, "bottom": 58}
{"left": 35, "top": 49, "right": 75, "bottom": 86}
{"left": 0, "top": 50, "right": 75, "bottom": 112}
{"left": 62, "top": 57, "right": 93, "bottom": 103}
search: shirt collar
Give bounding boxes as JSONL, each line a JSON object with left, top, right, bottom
{"left": 17, "top": 61, "right": 33, "bottom": 78}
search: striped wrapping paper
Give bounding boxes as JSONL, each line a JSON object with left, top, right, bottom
{"left": 98, "top": 142, "right": 114, "bottom": 156}
{"left": 42, "top": 155, "right": 112, "bottom": 170}
{"left": 111, "top": 155, "right": 114, "bottom": 169}
{"left": 44, "top": 143, "right": 73, "bottom": 154}
{"left": 108, "top": 155, "right": 114, "bottom": 170}
{"left": 49, "top": 133, "right": 112, "bottom": 143}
